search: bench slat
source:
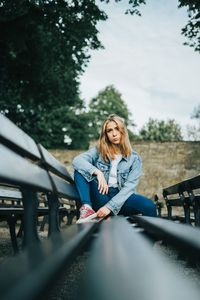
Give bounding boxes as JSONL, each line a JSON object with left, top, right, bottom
{"left": 132, "top": 215, "right": 200, "bottom": 259}
{"left": 163, "top": 175, "right": 200, "bottom": 196}
{"left": 0, "top": 114, "right": 41, "bottom": 160}
{"left": 0, "top": 222, "right": 99, "bottom": 300}
{"left": 166, "top": 198, "right": 185, "bottom": 206}
{"left": 82, "top": 216, "right": 200, "bottom": 300}
{"left": 38, "top": 144, "right": 73, "bottom": 183}
{"left": 185, "top": 174, "right": 200, "bottom": 191}
{"left": 50, "top": 173, "right": 80, "bottom": 200}
{"left": 0, "top": 188, "right": 22, "bottom": 199}
{"left": 163, "top": 182, "right": 185, "bottom": 195}
{"left": 0, "top": 145, "right": 53, "bottom": 192}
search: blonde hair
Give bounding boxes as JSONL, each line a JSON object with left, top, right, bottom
{"left": 97, "top": 114, "right": 132, "bottom": 161}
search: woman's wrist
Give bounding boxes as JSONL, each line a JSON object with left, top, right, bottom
{"left": 93, "top": 168, "right": 101, "bottom": 176}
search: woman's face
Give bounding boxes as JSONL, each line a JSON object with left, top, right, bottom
{"left": 106, "top": 121, "right": 121, "bottom": 145}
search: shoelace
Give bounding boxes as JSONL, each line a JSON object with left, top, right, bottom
{"left": 80, "top": 207, "right": 93, "bottom": 216}
{"left": 80, "top": 208, "right": 87, "bottom": 215}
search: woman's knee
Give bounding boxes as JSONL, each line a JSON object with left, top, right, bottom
{"left": 124, "top": 194, "right": 157, "bottom": 217}
{"left": 74, "top": 170, "right": 88, "bottom": 184}
{"left": 145, "top": 200, "right": 157, "bottom": 217}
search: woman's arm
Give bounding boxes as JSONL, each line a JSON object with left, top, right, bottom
{"left": 73, "top": 147, "right": 108, "bottom": 194}
{"left": 105, "top": 155, "right": 142, "bottom": 215}
{"left": 93, "top": 169, "right": 109, "bottom": 195}
{"left": 72, "top": 147, "right": 99, "bottom": 181}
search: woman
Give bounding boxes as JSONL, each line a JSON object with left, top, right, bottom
{"left": 73, "top": 114, "right": 157, "bottom": 223}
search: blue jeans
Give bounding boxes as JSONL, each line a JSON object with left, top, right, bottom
{"left": 74, "top": 171, "right": 157, "bottom": 217}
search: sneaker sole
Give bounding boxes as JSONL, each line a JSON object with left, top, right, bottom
{"left": 86, "top": 217, "right": 104, "bottom": 223}
{"left": 76, "top": 212, "right": 97, "bottom": 224}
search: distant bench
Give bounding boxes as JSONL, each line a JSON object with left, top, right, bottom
{"left": 1, "top": 113, "right": 200, "bottom": 300}
{"left": 154, "top": 175, "right": 200, "bottom": 225}
{"left": 0, "top": 186, "right": 76, "bottom": 252}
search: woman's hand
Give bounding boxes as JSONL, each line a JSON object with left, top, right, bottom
{"left": 97, "top": 206, "right": 111, "bottom": 218}
{"left": 93, "top": 169, "right": 109, "bottom": 194}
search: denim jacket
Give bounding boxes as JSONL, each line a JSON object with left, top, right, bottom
{"left": 72, "top": 146, "right": 142, "bottom": 215}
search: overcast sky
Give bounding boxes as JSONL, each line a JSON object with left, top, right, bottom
{"left": 79, "top": 0, "right": 200, "bottom": 138}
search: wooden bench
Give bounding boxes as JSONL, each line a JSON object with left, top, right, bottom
{"left": 81, "top": 216, "right": 200, "bottom": 300}
{"left": 0, "top": 113, "right": 79, "bottom": 252}
{"left": 155, "top": 175, "right": 200, "bottom": 225}
{"left": 1, "top": 113, "right": 200, "bottom": 300}
{"left": 0, "top": 186, "right": 73, "bottom": 252}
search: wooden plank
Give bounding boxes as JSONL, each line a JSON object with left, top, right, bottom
{"left": 0, "top": 222, "right": 99, "bottom": 300}
{"left": 184, "top": 174, "right": 200, "bottom": 191}
{"left": 0, "top": 188, "right": 22, "bottom": 199}
{"left": 0, "top": 113, "right": 40, "bottom": 160}
{"left": 163, "top": 175, "right": 200, "bottom": 196}
{"left": 50, "top": 173, "right": 80, "bottom": 201}
{"left": 0, "top": 144, "right": 53, "bottom": 192}
{"left": 82, "top": 216, "right": 200, "bottom": 300}
{"left": 166, "top": 198, "right": 187, "bottom": 206}
{"left": 163, "top": 181, "right": 185, "bottom": 195}
{"left": 38, "top": 144, "right": 73, "bottom": 183}
{"left": 0, "top": 207, "right": 24, "bottom": 214}
{"left": 132, "top": 215, "right": 200, "bottom": 260}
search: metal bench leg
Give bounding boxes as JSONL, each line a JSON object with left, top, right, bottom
{"left": 21, "top": 189, "right": 40, "bottom": 248}
{"left": 167, "top": 205, "right": 172, "bottom": 220}
{"left": 40, "top": 215, "right": 49, "bottom": 231}
{"left": 67, "top": 212, "right": 75, "bottom": 225}
{"left": 17, "top": 218, "right": 24, "bottom": 238}
{"left": 194, "top": 205, "right": 200, "bottom": 227}
{"left": 183, "top": 204, "right": 191, "bottom": 224}
{"left": 7, "top": 215, "right": 19, "bottom": 254}
{"left": 157, "top": 205, "right": 162, "bottom": 217}
{"left": 47, "top": 193, "right": 60, "bottom": 236}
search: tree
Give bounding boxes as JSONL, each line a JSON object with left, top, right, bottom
{"left": 139, "top": 118, "right": 183, "bottom": 141}
{"left": 186, "top": 104, "right": 200, "bottom": 141}
{"left": 1, "top": 0, "right": 199, "bottom": 149}
{"left": 178, "top": 0, "right": 200, "bottom": 53}
{"left": 192, "top": 104, "right": 200, "bottom": 119}
{"left": 103, "top": 0, "right": 200, "bottom": 53}
{"left": 0, "top": 0, "right": 107, "bottom": 149}
{"left": 88, "top": 85, "right": 135, "bottom": 140}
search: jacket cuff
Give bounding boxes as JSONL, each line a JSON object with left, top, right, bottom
{"left": 75, "top": 167, "right": 96, "bottom": 182}
{"left": 105, "top": 202, "right": 119, "bottom": 215}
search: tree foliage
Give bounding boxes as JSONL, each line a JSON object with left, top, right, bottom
{"left": 0, "top": 0, "right": 106, "bottom": 149}
{"left": 0, "top": 0, "right": 199, "bottom": 149}
{"left": 178, "top": 0, "right": 200, "bottom": 52}
{"left": 104, "top": 0, "right": 200, "bottom": 53}
{"left": 191, "top": 104, "right": 200, "bottom": 119}
{"left": 88, "top": 85, "right": 135, "bottom": 140}
{"left": 139, "top": 118, "right": 183, "bottom": 141}
{"left": 187, "top": 104, "right": 200, "bottom": 141}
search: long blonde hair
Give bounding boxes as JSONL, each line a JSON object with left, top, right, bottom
{"left": 97, "top": 114, "right": 132, "bottom": 161}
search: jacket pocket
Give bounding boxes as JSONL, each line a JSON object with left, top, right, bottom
{"left": 96, "top": 161, "right": 109, "bottom": 172}
{"left": 119, "top": 171, "right": 129, "bottom": 186}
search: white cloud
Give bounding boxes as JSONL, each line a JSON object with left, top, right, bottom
{"left": 79, "top": 0, "right": 200, "bottom": 138}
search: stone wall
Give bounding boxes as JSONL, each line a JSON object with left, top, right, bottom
{"left": 50, "top": 141, "right": 200, "bottom": 200}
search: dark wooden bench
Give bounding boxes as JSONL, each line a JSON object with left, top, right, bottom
{"left": 0, "top": 113, "right": 79, "bottom": 252}
{"left": 81, "top": 216, "right": 200, "bottom": 300}
{"left": 155, "top": 175, "right": 200, "bottom": 225}
{"left": 0, "top": 185, "right": 72, "bottom": 252}
{"left": 1, "top": 113, "right": 200, "bottom": 300}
